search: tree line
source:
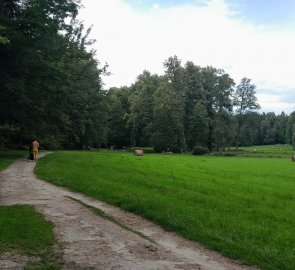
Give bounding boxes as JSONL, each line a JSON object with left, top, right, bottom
{"left": 1, "top": 0, "right": 295, "bottom": 152}
{"left": 107, "top": 61, "right": 295, "bottom": 152}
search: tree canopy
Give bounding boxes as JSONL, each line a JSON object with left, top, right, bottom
{"left": 0, "top": 0, "right": 107, "bottom": 149}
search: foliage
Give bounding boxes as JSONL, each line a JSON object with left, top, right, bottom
{"left": 192, "top": 145, "right": 209, "bottom": 155}
{"left": 233, "top": 78, "right": 260, "bottom": 148}
{"left": 108, "top": 59, "right": 239, "bottom": 152}
{"left": 36, "top": 151, "right": 295, "bottom": 270}
{"left": 0, "top": 0, "right": 107, "bottom": 149}
{"left": 107, "top": 87, "right": 132, "bottom": 148}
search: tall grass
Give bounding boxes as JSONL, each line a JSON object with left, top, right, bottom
{"left": 36, "top": 151, "right": 295, "bottom": 270}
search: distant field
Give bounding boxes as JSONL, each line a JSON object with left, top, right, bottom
{"left": 240, "top": 144, "right": 293, "bottom": 153}
{"left": 221, "top": 144, "right": 294, "bottom": 158}
{"left": 36, "top": 151, "right": 295, "bottom": 270}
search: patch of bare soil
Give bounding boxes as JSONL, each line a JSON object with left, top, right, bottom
{"left": 0, "top": 251, "right": 39, "bottom": 270}
{"left": 0, "top": 154, "right": 259, "bottom": 270}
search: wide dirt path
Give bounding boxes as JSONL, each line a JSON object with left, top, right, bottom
{"left": 0, "top": 155, "right": 258, "bottom": 270}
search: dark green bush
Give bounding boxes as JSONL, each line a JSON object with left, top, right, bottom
{"left": 192, "top": 145, "right": 209, "bottom": 155}
{"left": 42, "top": 136, "right": 61, "bottom": 150}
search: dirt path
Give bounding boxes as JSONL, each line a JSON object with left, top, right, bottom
{"left": 0, "top": 155, "right": 258, "bottom": 270}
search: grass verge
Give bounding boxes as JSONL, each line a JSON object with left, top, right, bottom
{"left": 36, "top": 151, "right": 295, "bottom": 270}
{"left": 0, "top": 205, "right": 62, "bottom": 269}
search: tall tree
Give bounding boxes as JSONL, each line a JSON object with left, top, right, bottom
{"left": 162, "top": 56, "right": 186, "bottom": 152}
{"left": 126, "top": 71, "right": 161, "bottom": 147}
{"left": 233, "top": 78, "right": 260, "bottom": 147}
{"left": 183, "top": 62, "right": 206, "bottom": 149}
{"left": 286, "top": 111, "right": 295, "bottom": 147}
{"left": 237, "top": 112, "right": 262, "bottom": 146}
{"left": 213, "top": 110, "right": 235, "bottom": 151}
{"left": 150, "top": 82, "right": 182, "bottom": 152}
{"left": 187, "top": 101, "right": 210, "bottom": 149}
{"left": 0, "top": 0, "right": 107, "bottom": 149}
{"left": 107, "top": 87, "right": 131, "bottom": 148}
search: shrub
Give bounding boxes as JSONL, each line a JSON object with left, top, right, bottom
{"left": 42, "top": 136, "right": 61, "bottom": 150}
{"left": 192, "top": 145, "right": 209, "bottom": 155}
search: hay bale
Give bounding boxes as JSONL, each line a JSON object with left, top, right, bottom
{"left": 134, "top": 149, "right": 144, "bottom": 156}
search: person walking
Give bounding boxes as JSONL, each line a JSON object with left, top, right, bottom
{"left": 32, "top": 139, "right": 39, "bottom": 161}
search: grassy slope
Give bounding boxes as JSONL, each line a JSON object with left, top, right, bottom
{"left": 36, "top": 151, "right": 295, "bottom": 270}
{"left": 0, "top": 151, "right": 61, "bottom": 269}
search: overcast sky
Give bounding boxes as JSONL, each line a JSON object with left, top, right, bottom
{"left": 78, "top": 0, "right": 295, "bottom": 114}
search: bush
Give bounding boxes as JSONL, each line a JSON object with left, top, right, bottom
{"left": 192, "top": 145, "right": 209, "bottom": 155}
{"left": 42, "top": 136, "right": 61, "bottom": 150}
{"left": 0, "top": 135, "right": 7, "bottom": 151}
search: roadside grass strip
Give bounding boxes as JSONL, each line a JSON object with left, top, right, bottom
{"left": 35, "top": 151, "right": 295, "bottom": 270}
{"left": 0, "top": 205, "right": 62, "bottom": 269}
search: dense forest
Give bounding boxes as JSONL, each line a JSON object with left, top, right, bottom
{"left": 1, "top": 0, "right": 295, "bottom": 152}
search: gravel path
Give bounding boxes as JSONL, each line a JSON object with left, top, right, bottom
{"left": 0, "top": 155, "right": 258, "bottom": 270}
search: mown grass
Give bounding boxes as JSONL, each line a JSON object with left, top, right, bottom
{"left": 0, "top": 150, "right": 27, "bottom": 171}
{"left": 0, "top": 205, "right": 62, "bottom": 269}
{"left": 0, "top": 151, "right": 62, "bottom": 269}
{"left": 36, "top": 151, "right": 295, "bottom": 270}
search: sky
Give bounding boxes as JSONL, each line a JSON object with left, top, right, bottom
{"left": 78, "top": 0, "right": 295, "bottom": 114}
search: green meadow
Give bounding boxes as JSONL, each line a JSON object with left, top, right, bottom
{"left": 36, "top": 151, "right": 295, "bottom": 270}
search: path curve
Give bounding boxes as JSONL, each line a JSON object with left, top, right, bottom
{"left": 0, "top": 155, "right": 258, "bottom": 270}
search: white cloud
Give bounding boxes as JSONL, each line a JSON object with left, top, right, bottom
{"left": 79, "top": 0, "right": 295, "bottom": 113}
{"left": 257, "top": 93, "right": 295, "bottom": 114}
{"left": 152, "top": 3, "right": 160, "bottom": 9}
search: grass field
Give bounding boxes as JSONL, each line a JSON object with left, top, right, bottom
{"left": 0, "top": 151, "right": 62, "bottom": 269}
{"left": 35, "top": 150, "right": 295, "bottom": 270}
